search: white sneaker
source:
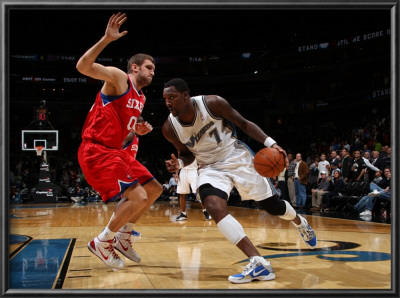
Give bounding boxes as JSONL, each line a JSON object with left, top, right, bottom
{"left": 368, "top": 190, "right": 380, "bottom": 197}
{"left": 114, "top": 232, "right": 141, "bottom": 263}
{"left": 293, "top": 216, "right": 317, "bottom": 248}
{"left": 228, "top": 256, "right": 275, "bottom": 283}
{"left": 88, "top": 237, "right": 125, "bottom": 269}
{"left": 359, "top": 209, "right": 372, "bottom": 216}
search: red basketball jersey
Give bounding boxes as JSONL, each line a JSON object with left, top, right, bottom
{"left": 123, "top": 134, "right": 139, "bottom": 159}
{"left": 81, "top": 75, "right": 146, "bottom": 148}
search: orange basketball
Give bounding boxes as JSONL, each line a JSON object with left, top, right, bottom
{"left": 253, "top": 147, "right": 285, "bottom": 178}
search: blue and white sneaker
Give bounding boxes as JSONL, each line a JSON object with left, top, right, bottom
{"left": 228, "top": 256, "right": 275, "bottom": 283}
{"left": 293, "top": 216, "right": 317, "bottom": 248}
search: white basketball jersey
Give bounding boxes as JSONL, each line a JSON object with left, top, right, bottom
{"left": 168, "top": 95, "right": 237, "bottom": 165}
{"left": 184, "top": 159, "right": 198, "bottom": 170}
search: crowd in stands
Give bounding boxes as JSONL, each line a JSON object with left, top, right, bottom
{"left": 9, "top": 111, "right": 391, "bottom": 223}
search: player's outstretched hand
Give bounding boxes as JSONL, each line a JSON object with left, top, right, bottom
{"left": 165, "top": 154, "right": 179, "bottom": 173}
{"left": 105, "top": 12, "right": 128, "bottom": 42}
{"left": 134, "top": 121, "right": 153, "bottom": 135}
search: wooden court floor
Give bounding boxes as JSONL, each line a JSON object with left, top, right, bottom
{"left": 8, "top": 199, "right": 392, "bottom": 291}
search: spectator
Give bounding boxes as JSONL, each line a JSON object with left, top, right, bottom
{"left": 372, "top": 170, "right": 383, "bottom": 184}
{"left": 310, "top": 170, "right": 331, "bottom": 211}
{"left": 321, "top": 169, "right": 346, "bottom": 211}
{"left": 380, "top": 145, "right": 389, "bottom": 158}
{"left": 381, "top": 146, "right": 391, "bottom": 169}
{"left": 338, "top": 148, "right": 352, "bottom": 183}
{"left": 286, "top": 153, "right": 297, "bottom": 207}
{"left": 350, "top": 150, "right": 367, "bottom": 182}
{"left": 294, "top": 153, "right": 309, "bottom": 209}
{"left": 355, "top": 168, "right": 391, "bottom": 216}
{"left": 308, "top": 157, "right": 319, "bottom": 187}
{"left": 276, "top": 168, "right": 287, "bottom": 202}
{"left": 168, "top": 173, "right": 179, "bottom": 197}
{"left": 362, "top": 144, "right": 371, "bottom": 157}
{"left": 373, "top": 139, "right": 382, "bottom": 152}
{"left": 361, "top": 151, "right": 380, "bottom": 182}
{"left": 317, "top": 153, "right": 330, "bottom": 181}
{"left": 370, "top": 150, "right": 385, "bottom": 177}
{"left": 329, "top": 150, "right": 341, "bottom": 174}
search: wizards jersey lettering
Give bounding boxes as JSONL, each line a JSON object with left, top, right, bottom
{"left": 168, "top": 96, "right": 236, "bottom": 165}
{"left": 185, "top": 121, "right": 215, "bottom": 148}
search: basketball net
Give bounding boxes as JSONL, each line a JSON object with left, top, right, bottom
{"left": 35, "top": 146, "right": 44, "bottom": 156}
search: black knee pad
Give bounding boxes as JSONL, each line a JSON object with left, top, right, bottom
{"left": 258, "top": 195, "right": 286, "bottom": 216}
{"left": 199, "top": 183, "right": 228, "bottom": 203}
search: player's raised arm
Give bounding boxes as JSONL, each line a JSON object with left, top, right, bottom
{"left": 76, "top": 12, "right": 128, "bottom": 87}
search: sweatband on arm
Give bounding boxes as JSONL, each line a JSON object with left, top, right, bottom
{"left": 177, "top": 159, "right": 184, "bottom": 169}
{"left": 264, "top": 137, "right": 277, "bottom": 147}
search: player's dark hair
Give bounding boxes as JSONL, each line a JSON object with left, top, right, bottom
{"left": 127, "top": 53, "right": 155, "bottom": 73}
{"left": 164, "top": 78, "right": 190, "bottom": 93}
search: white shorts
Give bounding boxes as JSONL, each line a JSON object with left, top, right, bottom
{"left": 197, "top": 141, "right": 275, "bottom": 201}
{"left": 177, "top": 168, "right": 198, "bottom": 194}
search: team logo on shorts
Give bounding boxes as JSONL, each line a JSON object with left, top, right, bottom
{"left": 127, "top": 175, "right": 133, "bottom": 180}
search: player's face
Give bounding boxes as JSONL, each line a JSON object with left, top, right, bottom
{"left": 163, "top": 86, "right": 187, "bottom": 117}
{"left": 137, "top": 59, "right": 155, "bottom": 86}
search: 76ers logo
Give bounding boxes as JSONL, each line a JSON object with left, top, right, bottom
{"left": 126, "top": 98, "right": 144, "bottom": 112}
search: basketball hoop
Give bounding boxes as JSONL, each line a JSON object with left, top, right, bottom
{"left": 35, "top": 146, "right": 44, "bottom": 156}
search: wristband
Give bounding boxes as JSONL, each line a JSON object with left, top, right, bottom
{"left": 177, "top": 159, "right": 184, "bottom": 169}
{"left": 264, "top": 137, "right": 277, "bottom": 147}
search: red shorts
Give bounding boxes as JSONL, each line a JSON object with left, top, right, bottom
{"left": 78, "top": 141, "right": 154, "bottom": 202}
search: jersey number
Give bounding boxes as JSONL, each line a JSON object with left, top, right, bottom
{"left": 127, "top": 116, "right": 137, "bottom": 131}
{"left": 209, "top": 128, "right": 221, "bottom": 144}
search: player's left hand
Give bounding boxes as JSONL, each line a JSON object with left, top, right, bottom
{"left": 165, "top": 154, "right": 180, "bottom": 173}
{"left": 272, "top": 143, "right": 289, "bottom": 169}
{"left": 134, "top": 121, "right": 153, "bottom": 135}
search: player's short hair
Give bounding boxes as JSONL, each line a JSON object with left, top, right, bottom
{"left": 164, "top": 78, "right": 190, "bottom": 93}
{"left": 127, "top": 53, "right": 155, "bottom": 73}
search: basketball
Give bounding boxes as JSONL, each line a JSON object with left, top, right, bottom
{"left": 253, "top": 147, "right": 285, "bottom": 178}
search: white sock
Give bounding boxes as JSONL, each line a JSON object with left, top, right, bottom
{"left": 118, "top": 222, "right": 135, "bottom": 233}
{"left": 292, "top": 215, "right": 307, "bottom": 228}
{"left": 98, "top": 226, "right": 116, "bottom": 241}
{"left": 181, "top": 211, "right": 187, "bottom": 215}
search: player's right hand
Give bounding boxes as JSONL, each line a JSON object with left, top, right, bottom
{"left": 105, "top": 12, "right": 128, "bottom": 41}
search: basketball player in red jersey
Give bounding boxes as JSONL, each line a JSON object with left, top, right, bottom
{"left": 77, "top": 12, "right": 162, "bottom": 269}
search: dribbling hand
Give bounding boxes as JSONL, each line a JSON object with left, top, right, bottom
{"left": 272, "top": 143, "right": 289, "bottom": 169}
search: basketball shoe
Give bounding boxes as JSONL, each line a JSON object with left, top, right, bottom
{"left": 113, "top": 231, "right": 141, "bottom": 263}
{"left": 203, "top": 209, "right": 212, "bottom": 220}
{"left": 228, "top": 256, "right": 275, "bottom": 283}
{"left": 87, "top": 237, "right": 125, "bottom": 269}
{"left": 293, "top": 216, "right": 317, "bottom": 248}
{"left": 176, "top": 212, "right": 188, "bottom": 221}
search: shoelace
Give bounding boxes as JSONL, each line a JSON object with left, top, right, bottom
{"left": 118, "top": 232, "right": 134, "bottom": 248}
{"left": 105, "top": 241, "right": 120, "bottom": 260}
{"left": 241, "top": 258, "right": 258, "bottom": 275}
{"left": 299, "top": 225, "right": 315, "bottom": 241}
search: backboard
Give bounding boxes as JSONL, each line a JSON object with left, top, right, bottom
{"left": 21, "top": 130, "right": 59, "bottom": 151}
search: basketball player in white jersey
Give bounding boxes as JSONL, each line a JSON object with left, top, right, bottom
{"left": 162, "top": 78, "right": 317, "bottom": 284}
{"left": 175, "top": 159, "right": 211, "bottom": 221}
